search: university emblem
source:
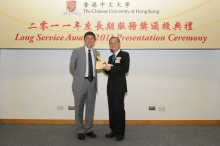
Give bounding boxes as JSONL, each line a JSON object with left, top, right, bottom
{"left": 66, "top": 0, "right": 76, "bottom": 12}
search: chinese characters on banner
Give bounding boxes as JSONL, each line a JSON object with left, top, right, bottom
{"left": 28, "top": 21, "right": 193, "bottom": 32}
{"left": 0, "top": 0, "right": 219, "bottom": 49}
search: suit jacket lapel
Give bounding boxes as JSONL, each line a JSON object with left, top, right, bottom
{"left": 113, "top": 50, "right": 123, "bottom": 65}
{"left": 80, "top": 47, "right": 86, "bottom": 68}
{"left": 93, "top": 50, "right": 97, "bottom": 63}
{"left": 114, "top": 50, "right": 122, "bottom": 64}
{"left": 116, "top": 50, "right": 122, "bottom": 58}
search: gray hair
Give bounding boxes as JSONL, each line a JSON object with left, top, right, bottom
{"left": 109, "top": 37, "right": 120, "bottom": 43}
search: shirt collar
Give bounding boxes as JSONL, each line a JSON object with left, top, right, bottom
{"left": 113, "top": 49, "right": 120, "bottom": 57}
{"left": 85, "top": 46, "right": 93, "bottom": 52}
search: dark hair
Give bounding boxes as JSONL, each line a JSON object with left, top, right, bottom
{"left": 84, "top": 31, "right": 96, "bottom": 40}
{"left": 109, "top": 36, "right": 120, "bottom": 43}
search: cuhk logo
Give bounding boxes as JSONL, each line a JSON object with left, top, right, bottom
{"left": 66, "top": 0, "right": 76, "bottom": 12}
{"left": 62, "top": 0, "right": 80, "bottom": 15}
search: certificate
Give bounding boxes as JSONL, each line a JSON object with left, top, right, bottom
{"left": 96, "top": 61, "right": 104, "bottom": 70}
{"left": 96, "top": 61, "right": 113, "bottom": 69}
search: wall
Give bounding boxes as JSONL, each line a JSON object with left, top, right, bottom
{"left": 0, "top": 49, "right": 220, "bottom": 120}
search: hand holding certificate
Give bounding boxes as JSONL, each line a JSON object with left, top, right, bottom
{"left": 96, "top": 61, "right": 113, "bottom": 70}
{"left": 96, "top": 61, "right": 104, "bottom": 70}
{"left": 95, "top": 55, "right": 112, "bottom": 70}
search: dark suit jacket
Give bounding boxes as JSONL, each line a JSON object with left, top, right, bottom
{"left": 105, "top": 50, "right": 130, "bottom": 93}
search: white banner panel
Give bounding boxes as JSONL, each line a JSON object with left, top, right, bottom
{"left": 0, "top": 0, "right": 219, "bottom": 49}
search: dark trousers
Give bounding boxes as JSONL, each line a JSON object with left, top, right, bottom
{"left": 107, "top": 92, "right": 125, "bottom": 135}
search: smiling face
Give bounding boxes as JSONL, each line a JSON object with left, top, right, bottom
{"left": 109, "top": 37, "right": 120, "bottom": 53}
{"left": 84, "top": 34, "right": 96, "bottom": 49}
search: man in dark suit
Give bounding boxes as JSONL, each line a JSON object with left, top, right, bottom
{"left": 70, "top": 31, "right": 100, "bottom": 140}
{"left": 104, "top": 37, "right": 130, "bottom": 141}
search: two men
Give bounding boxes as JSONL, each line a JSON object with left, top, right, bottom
{"left": 70, "top": 32, "right": 130, "bottom": 141}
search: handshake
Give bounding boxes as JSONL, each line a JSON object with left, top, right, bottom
{"left": 96, "top": 61, "right": 113, "bottom": 71}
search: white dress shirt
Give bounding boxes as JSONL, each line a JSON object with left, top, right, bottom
{"left": 85, "top": 47, "right": 95, "bottom": 77}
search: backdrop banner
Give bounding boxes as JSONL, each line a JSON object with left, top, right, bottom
{"left": 0, "top": 0, "right": 219, "bottom": 49}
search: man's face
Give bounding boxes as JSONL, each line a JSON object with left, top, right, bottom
{"left": 84, "top": 35, "right": 96, "bottom": 49}
{"left": 109, "top": 38, "right": 120, "bottom": 53}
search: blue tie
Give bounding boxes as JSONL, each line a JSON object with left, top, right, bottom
{"left": 112, "top": 54, "right": 115, "bottom": 63}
